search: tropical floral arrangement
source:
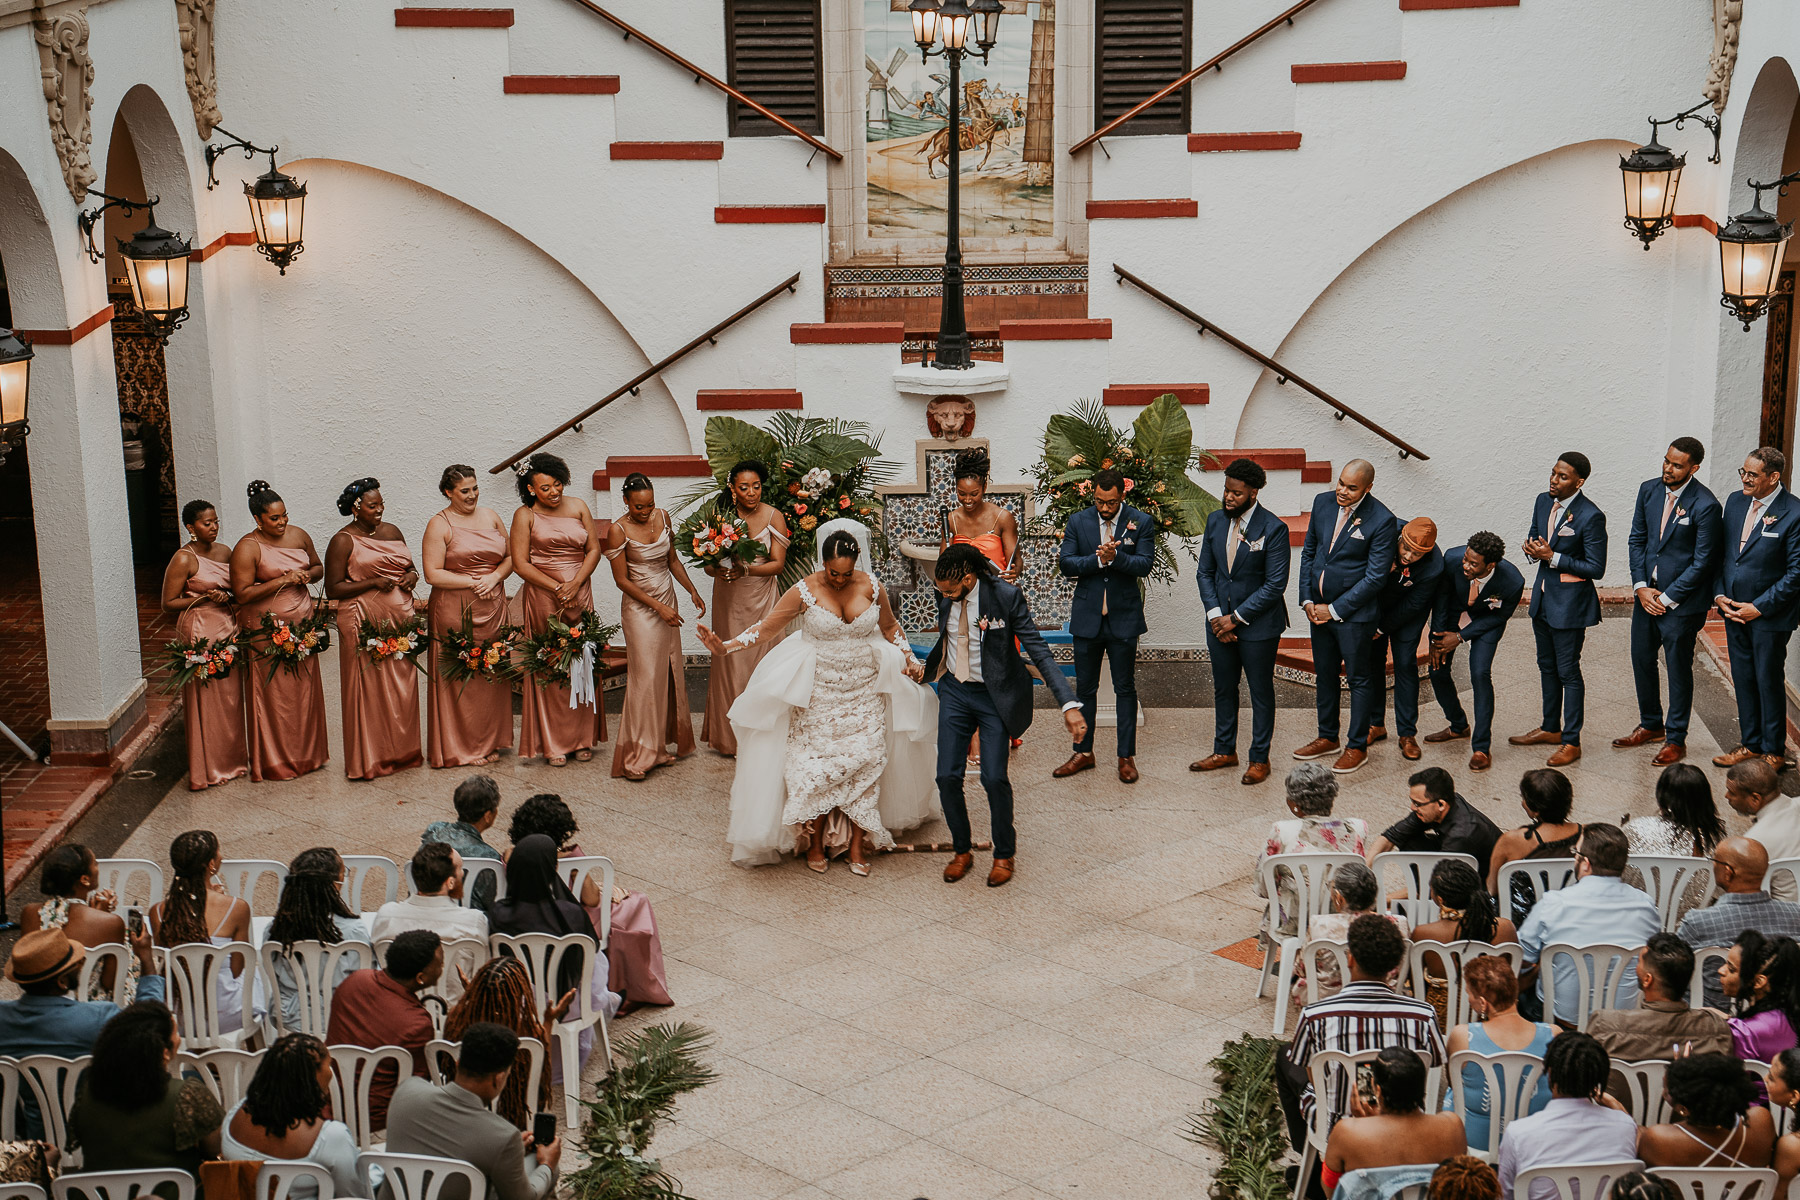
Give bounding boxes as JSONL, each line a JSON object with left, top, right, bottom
{"left": 1026, "top": 393, "right": 1217, "bottom": 584}
{"left": 357, "top": 613, "right": 431, "bottom": 672}
{"left": 250, "top": 604, "right": 333, "bottom": 680}
{"left": 159, "top": 636, "right": 238, "bottom": 693}
{"left": 566, "top": 1023, "right": 719, "bottom": 1200}
{"left": 1184, "top": 1034, "right": 1286, "bottom": 1200}
{"left": 437, "top": 611, "right": 520, "bottom": 686}
{"left": 674, "top": 414, "right": 893, "bottom": 589}
{"left": 678, "top": 503, "right": 769, "bottom": 571}
{"left": 520, "top": 608, "right": 617, "bottom": 689}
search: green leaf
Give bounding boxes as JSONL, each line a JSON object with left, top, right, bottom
{"left": 702, "top": 417, "right": 779, "bottom": 483}
{"left": 1130, "top": 394, "right": 1194, "bottom": 465}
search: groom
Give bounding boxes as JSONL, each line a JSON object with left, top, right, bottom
{"left": 923, "top": 543, "right": 1087, "bottom": 887}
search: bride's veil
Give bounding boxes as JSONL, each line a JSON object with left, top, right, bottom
{"left": 813, "top": 517, "right": 872, "bottom": 569}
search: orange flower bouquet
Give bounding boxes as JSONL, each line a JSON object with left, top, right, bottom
{"left": 519, "top": 608, "right": 618, "bottom": 689}
{"left": 357, "top": 613, "right": 431, "bottom": 673}
{"left": 677, "top": 502, "right": 768, "bottom": 571}
{"left": 251, "top": 602, "right": 333, "bottom": 681}
{"left": 159, "top": 636, "right": 238, "bottom": 693}
{"left": 438, "top": 610, "right": 520, "bottom": 686}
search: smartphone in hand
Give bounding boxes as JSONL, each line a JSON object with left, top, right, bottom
{"left": 532, "top": 1111, "right": 556, "bottom": 1148}
{"left": 127, "top": 908, "right": 146, "bottom": 939}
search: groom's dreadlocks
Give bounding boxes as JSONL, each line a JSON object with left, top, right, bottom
{"left": 935, "top": 542, "right": 994, "bottom": 582}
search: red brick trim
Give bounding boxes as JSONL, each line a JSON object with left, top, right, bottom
{"left": 1085, "top": 199, "right": 1198, "bottom": 219}
{"left": 503, "top": 75, "right": 620, "bottom": 94}
{"left": 1102, "top": 385, "right": 1209, "bottom": 406}
{"left": 998, "top": 318, "right": 1113, "bottom": 340}
{"left": 1674, "top": 213, "right": 1720, "bottom": 235}
{"left": 790, "top": 322, "right": 906, "bottom": 344}
{"left": 609, "top": 142, "right": 725, "bottom": 161}
{"left": 697, "top": 389, "right": 804, "bottom": 410}
{"left": 714, "top": 205, "right": 827, "bottom": 224}
{"left": 604, "top": 455, "right": 715, "bottom": 477}
{"left": 1188, "top": 131, "right": 1303, "bottom": 152}
{"left": 1292, "top": 61, "right": 1408, "bottom": 83}
{"left": 1302, "top": 460, "right": 1332, "bottom": 484}
{"left": 13, "top": 305, "right": 116, "bottom": 346}
{"left": 1202, "top": 448, "right": 1307, "bottom": 472}
{"left": 1281, "top": 514, "right": 1309, "bottom": 546}
{"left": 394, "top": 7, "right": 514, "bottom": 26}
{"left": 190, "top": 230, "right": 257, "bottom": 262}
{"left": 1400, "top": 0, "right": 1517, "bottom": 8}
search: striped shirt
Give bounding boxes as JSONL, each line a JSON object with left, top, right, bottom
{"left": 1290, "top": 981, "right": 1446, "bottom": 1128}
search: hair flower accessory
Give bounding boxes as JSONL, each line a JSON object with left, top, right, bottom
{"left": 514, "top": 460, "right": 534, "bottom": 479}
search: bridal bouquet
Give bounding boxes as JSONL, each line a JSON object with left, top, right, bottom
{"left": 519, "top": 608, "right": 617, "bottom": 689}
{"left": 357, "top": 613, "right": 431, "bottom": 672}
{"left": 437, "top": 611, "right": 521, "bottom": 685}
{"left": 678, "top": 502, "right": 768, "bottom": 571}
{"left": 159, "top": 635, "right": 238, "bottom": 692}
{"left": 251, "top": 603, "right": 333, "bottom": 680}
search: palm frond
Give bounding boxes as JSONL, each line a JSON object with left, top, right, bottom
{"left": 1184, "top": 1034, "right": 1289, "bottom": 1200}
{"left": 564, "top": 1023, "right": 720, "bottom": 1200}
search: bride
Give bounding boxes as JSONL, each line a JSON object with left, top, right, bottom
{"left": 697, "top": 526, "right": 940, "bottom": 875}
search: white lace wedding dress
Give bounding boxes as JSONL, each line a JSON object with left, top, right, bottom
{"left": 724, "top": 575, "right": 941, "bottom": 866}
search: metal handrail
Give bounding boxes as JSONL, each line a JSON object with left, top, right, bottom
{"left": 561, "top": 0, "right": 844, "bottom": 162}
{"left": 1072, "top": 0, "right": 1333, "bottom": 156}
{"left": 1113, "top": 264, "right": 1429, "bottom": 461}
{"left": 488, "top": 272, "right": 801, "bottom": 474}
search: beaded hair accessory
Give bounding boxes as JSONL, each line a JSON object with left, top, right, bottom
{"left": 515, "top": 460, "right": 535, "bottom": 479}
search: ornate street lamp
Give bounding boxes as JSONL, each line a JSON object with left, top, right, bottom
{"left": 1718, "top": 174, "right": 1799, "bottom": 330}
{"left": 207, "top": 128, "right": 307, "bottom": 274}
{"left": 909, "top": 0, "right": 1003, "bottom": 372}
{"left": 77, "top": 191, "right": 193, "bottom": 342}
{"left": 0, "top": 329, "right": 32, "bottom": 466}
{"left": 1620, "top": 100, "right": 1720, "bottom": 249}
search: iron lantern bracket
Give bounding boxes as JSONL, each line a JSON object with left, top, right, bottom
{"left": 205, "top": 127, "right": 281, "bottom": 190}
{"left": 76, "top": 189, "right": 160, "bottom": 264}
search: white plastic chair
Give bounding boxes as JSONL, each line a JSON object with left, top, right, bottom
{"left": 13, "top": 1054, "right": 88, "bottom": 1161}
{"left": 423, "top": 1037, "right": 546, "bottom": 1119}
{"left": 1613, "top": 1059, "right": 1674, "bottom": 1127}
{"left": 1541, "top": 942, "right": 1643, "bottom": 1031}
{"left": 339, "top": 856, "right": 401, "bottom": 913}
{"left": 1255, "top": 852, "right": 1362, "bottom": 1036}
{"left": 219, "top": 859, "right": 289, "bottom": 915}
{"left": 1447, "top": 1049, "right": 1549, "bottom": 1159}
{"left": 172, "top": 1047, "right": 264, "bottom": 1113}
{"left": 0, "top": 1184, "right": 48, "bottom": 1200}
{"left": 163, "top": 940, "right": 260, "bottom": 1050}
{"left": 377, "top": 937, "right": 490, "bottom": 1036}
{"left": 1627, "top": 854, "right": 1720, "bottom": 932}
{"left": 1652, "top": 1168, "right": 1779, "bottom": 1200}
{"left": 1498, "top": 857, "right": 1577, "bottom": 923}
{"left": 1293, "top": 1048, "right": 1387, "bottom": 1200}
{"left": 328, "top": 1044, "right": 413, "bottom": 1150}
{"left": 76, "top": 943, "right": 135, "bottom": 1009}
{"left": 403, "top": 859, "right": 506, "bottom": 910}
{"left": 1767, "top": 857, "right": 1800, "bottom": 898}
{"left": 0, "top": 1059, "right": 19, "bottom": 1141}
{"left": 1512, "top": 1162, "right": 1644, "bottom": 1200}
{"left": 490, "top": 932, "right": 609, "bottom": 1127}
{"left": 53, "top": 1172, "right": 194, "bottom": 1200}
{"left": 1407, "top": 941, "right": 1525, "bottom": 1030}
{"left": 557, "top": 856, "right": 615, "bottom": 945}
{"left": 1691, "top": 944, "right": 1732, "bottom": 1008}
{"left": 255, "top": 1162, "right": 335, "bottom": 1200}
{"left": 1372, "top": 851, "right": 1478, "bottom": 927}
{"left": 89, "top": 860, "right": 164, "bottom": 910}
{"left": 260, "top": 939, "right": 373, "bottom": 1037}
{"left": 357, "top": 1153, "right": 482, "bottom": 1200}
{"left": 1297, "top": 940, "right": 1409, "bottom": 1007}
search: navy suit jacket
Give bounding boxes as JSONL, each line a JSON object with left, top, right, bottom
{"left": 1058, "top": 503, "right": 1157, "bottom": 639}
{"left": 1526, "top": 490, "right": 1606, "bottom": 628}
{"left": 1432, "top": 550, "right": 1525, "bottom": 643}
{"left": 921, "top": 574, "right": 1077, "bottom": 737}
{"left": 1627, "top": 476, "right": 1722, "bottom": 625}
{"left": 1375, "top": 518, "right": 1446, "bottom": 636}
{"left": 1196, "top": 504, "right": 1291, "bottom": 642}
{"left": 1715, "top": 487, "right": 1800, "bottom": 631}
{"left": 1296, "top": 491, "right": 1398, "bottom": 625}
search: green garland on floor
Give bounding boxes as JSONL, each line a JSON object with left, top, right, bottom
{"left": 564, "top": 1023, "right": 721, "bottom": 1200}
{"left": 1183, "top": 1033, "right": 1289, "bottom": 1200}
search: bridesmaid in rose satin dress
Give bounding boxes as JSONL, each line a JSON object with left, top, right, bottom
{"left": 509, "top": 452, "right": 603, "bottom": 766}
{"left": 701, "top": 461, "right": 790, "bottom": 756}
{"left": 230, "top": 481, "right": 328, "bottom": 781}
{"left": 161, "top": 499, "right": 248, "bottom": 790}
{"left": 603, "top": 474, "right": 705, "bottom": 781}
{"left": 423, "top": 465, "right": 516, "bottom": 767}
{"left": 325, "top": 477, "right": 424, "bottom": 780}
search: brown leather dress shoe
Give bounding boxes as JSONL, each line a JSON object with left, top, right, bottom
{"left": 1398, "top": 736, "right": 1421, "bottom": 761}
{"left": 1425, "top": 726, "right": 1471, "bottom": 743}
{"left": 1547, "top": 743, "right": 1582, "bottom": 767}
{"left": 1191, "top": 753, "right": 1239, "bottom": 772}
{"left": 1652, "top": 742, "right": 1686, "bottom": 766}
{"left": 1714, "top": 746, "right": 1758, "bottom": 767}
{"left": 1118, "top": 757, "right": 1139, "bottom": 783}
{"left": 1241, "top": 761, "right": 1271, "bottom": 785}
{"left": 1293, "top": 737, "right": 1340, "bottom": 761}
{"left": 944, "top": 853, "right": 974, "bottom": 883}
{"left": 987, "top": 858, "right": 1014, "bottom": 887}
{"left": 1053, "top": 752, "right": 1096, "bottom": 779}
{"left": 1366, "top": 726, "right": 1388, "bottom": 744}
{"left": 1509, "top": 728, "right": 1563, "bottom": 746}
{"left": 1469, "top": 750, "right": 1492, "bottom": 771}
{"left": 1331, "top": 748, "right": 1367, "bottom": 774}
{"left": 1612, "top": 726, "right": 1666, "bottom": 748}
{"left": 1764, "top": 754, "right": 1788, "bottom": 773}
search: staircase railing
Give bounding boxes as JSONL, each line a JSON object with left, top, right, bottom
{"left": 1072, "top": 0, "right": 1333, "bottom": 156}
{"left": 489, "top": 272, "right": 801, "bottom": 474}
{"left": 560, "top": 0, "right": 844, "bottom": 163}
{"left": 1113, "top": 264, "right": 1429, "bottom": 461}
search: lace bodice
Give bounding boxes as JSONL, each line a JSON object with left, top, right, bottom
{"left": 798, "top": 579, "right": 883, "bottom": 645}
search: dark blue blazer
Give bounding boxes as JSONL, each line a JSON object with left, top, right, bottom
{"left": 1196, "top": 504, "right": 1291, "bottom": 642}
{"left": 1058, "top": 503, "right": 1157, "bottom": 639}
{"left": 1433, "top": 550, "right": 1525, "bottom": 643}
{"left": 922, "top": 574, "right": 1078, "bottom": 737}
{"left": 1375, "top": 523, "right": 1446, "bottom": 637}
{"left": 1526, "top": 491, "right": 1606, "bottom": 629}
{"left": 1626, "top": 477, "right": 1722, "bottom": 622}
{"left": 1715, "top": 487, "right": 1800, "bottom": 631}
{"left": 1296, "top": 492, "right": 1398, "bottom": 625}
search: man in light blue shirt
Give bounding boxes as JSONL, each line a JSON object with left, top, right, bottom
{"left": 1518, "top": 824, "right": 1661, "bottom": 1023}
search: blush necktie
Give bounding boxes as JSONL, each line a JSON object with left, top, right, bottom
{"left": 1460, "top": 576, "right": 1480, "bottom": 629}
{"left": 1101, "top": 516, "right": 1113, "bottom": 615}
{"left": 1226, "top": 518, "right": 1242, "bottom": 571}
{"left": 954, "top": 600, "right": 972, "bottom": 683}
{"left": 1742, "top": 499, "right": 1765, "bottom": 550}
{"left": 1329, "top": 506, "right": 1351, "bottom": 551}
{"left": 1660, "top": 491, "right": 1677, "bottom": 537}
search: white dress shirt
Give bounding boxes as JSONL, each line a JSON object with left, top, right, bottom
{"left": 371, "top": 894, "right": 490, "bottom": 1002}
{"left": 1751, "top": 793, "right": 1800, "bottom": 902}
{"left": 1497, "top": 1097, "right": 1639, "bottom": 1200}
{"left": 1206, "top": 501, "right": 1259, "bottom": 622}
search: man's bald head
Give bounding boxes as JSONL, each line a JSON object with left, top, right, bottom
{"left": 1713, "top": 836, "right": 1769, "bottom": 892}
{"left": 1345, "top": 460, "right": 1375, "bottom": 486}
{"left": 1336, "top": 460, "right": 1376, "bottom": 508}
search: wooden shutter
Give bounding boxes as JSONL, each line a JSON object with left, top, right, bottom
{"left": 1095, "top": 0, "right": 1192, "bottom": 136}
{"left": 724, "top": 0, "right": 824, "bottom": 137}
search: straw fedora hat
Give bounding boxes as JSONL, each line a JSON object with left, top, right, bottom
{"left": 6, "top": 928, "right": 87, "bottom": 985}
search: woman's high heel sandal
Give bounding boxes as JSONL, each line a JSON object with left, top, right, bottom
{"left": 803, "top": 819, "right": 827, "bottom": 873}
{"left": 849, "top": 860, "right": 870, "bottom": 877}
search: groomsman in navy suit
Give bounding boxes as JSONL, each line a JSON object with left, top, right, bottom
{"left": 1293, "top": 459, "right": 1398, "bottom": 774}
{"left": 1614, "top": 437, "right": 1722, "bottom": 765}
{"left": 1367, "top": 517, "right": 1446, "bottom": 762}
{"left": 1510, "top": 452, "right": 1607, "bottom": 767}
{"left": 1054, "top": 467, "right": 1158, "bottom": 783}
{"left": 1427, "top": 531, "right": 1525, "bottom": 771}
{"left": 1713, "top": 446, "right": 1800, "bottom": 771}
{"left": 1193, "top": 458, "right": 1292, "bottom": 785}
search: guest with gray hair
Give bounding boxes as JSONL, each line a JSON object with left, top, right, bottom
{"left": 1295, "top": 860, "right": 1412, "bottom": 1001}
{"left": 1256, "top": 763, "right": 1370, "bottom": 947}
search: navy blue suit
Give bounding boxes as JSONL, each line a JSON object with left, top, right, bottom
{"left": 1059, "top": 503, "right": 1157, "bottom": 756}
{"left": 1196, "top": 503, "right": 1291, "bottom": 762}
{"left": 1626, "top": 477, "right": 1722, "bottom": 744}
{"left": 1525, "top": 490, "right": 1607, "bottom": 745}
{"left": 1430, "top": 549, "right": 1525, "bottom": 753}
{"left": 1370, "top": 524, "right": 1446, "bottom": 740}
{"left": 1715, "top": 486, "right": 1800, "bottom": 755}
{"left": 1296, "top": 491, "right": 1398, "bottom": 750}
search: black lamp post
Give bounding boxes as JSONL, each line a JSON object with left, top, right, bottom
{"left": 0, "top": 328, "right": 33, "bottom": 466}
{"left": 207, "top": 128, "right": 308, "bottom": 274}
{"left": 1620, "top": 100, "right": 1721, "bottom": 249}
{"left": 909, "top": 0, "right": 1003, "bottom": 371}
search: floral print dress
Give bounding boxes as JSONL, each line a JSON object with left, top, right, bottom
{"left": 38, "top": 897, "right": 140, "bottom": 1000}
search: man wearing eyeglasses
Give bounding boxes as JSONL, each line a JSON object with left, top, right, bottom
{"left": 1676, "top": 837, "right": 1800, "bottom": 1007}
{"left": 1366, "top": 766, "right": 1501, "bottom": 868}
{"left": 1713, "top": 447, "right": 1800, "bottom": 773}
{"left": 1517, "top": 825, "right": 1661, "bottom": 1024}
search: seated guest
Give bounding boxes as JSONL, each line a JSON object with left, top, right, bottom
{"left": 423, "top": 774, "right": 506, "bottom": 908}
{"left": 148, "top": 829, "right": 254, "bottom": 1034}
{"left": 1412, "top": 859, "right": 1518, "bottom": 1025}
{"left": 323, "top": 928, "right": 443, "bottom": 1132}
{"left": 222, "top": 1033, "right": 366, "bottom": 1199}
{"left": 1680, "top": 837, "right": 1800, "bottom": 1008}
{"left": 385, "top": 1022, "right": 562, "bottom": 1200}
{"left": 1625, "top": 763, "right": 1726, "bottom": 857}
{"left": 268, "top": 847, "right": 372, "bottom": 1033}
{"left": 22, "top": 842, "right": 134, "bottom": 998}
{"left": 1721, "top": 931, "right": 1800, "bottom": 1089}
{"left": 1726, "top": 758, "right": 1800, "bottom": 900}
{"left": 1609, "top": 1174, "right": 1683, "bottom": 1200}
{"left": 1518, "top": 824, "right": 1661, "bottom": 1023}
{"left": 1637, "top": 1051, "right": 1775, "bottom": 1167}
{"left": 1255, "top": 763, "right": 1367, "bottom": 947}
{"left": 1429, "top": 1157, "right": 1501, "bottom": 1200}
{"left": 1765, "top": 1049, "right": 1800, "bottom": 1192}
{"left": 373, "top": 842, "right": 489, "bottom": 1004}
{"left": 1446, "top": 955, "right": 1554, "bottom": 1153}
{"left": 1497, "top": 1031, "right": 1636, "bottom": 1200}
{"left": 1292, "top": 860, "right": 1410, "bottom": 1003}
{"left": 1366, "top": 767, "right": 1502, "bottom": 868}
{"left": 1485, "top": 769, "right": 1582, "bottom": 927}
{"left": 67, "top": 1001, "right": 225, "bottom": 1189}
{"left": 1322, "top": 1046, "right": 1467, "bottom": 1198}
{"left": 443, "top": 957, "right": 561, "bottom": 1130}
{"left": 1587, "top": 933, "right": 1731, "bottom": 1102}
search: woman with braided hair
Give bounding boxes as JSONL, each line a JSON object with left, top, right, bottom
{"left": 222, "top": 1033, "right": 367, "bottom": 1197}
{"left": 1410, "top": 858, "right": 1519, "bottom": 1025}
{"left": 1427, "top": 1156, "right": 1499, "bottom": 1200}
{"left": 442, "top": 957, "right": 556, "bottom": 1129}
{"left": 1607, "top": 1175, "right": 1682, "bottom": 1200}
{"left": 267, "top": 848, "right": 370, "bottom": 1033}
{"left": 147, "top": 830, "right": 255, "bottom": 1035}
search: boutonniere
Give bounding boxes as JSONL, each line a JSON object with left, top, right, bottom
{"left": 1765, "top": 515, "right": 1778, "bottom": 527}
{"left": 1675, "top": 507, "right": 1687, "bottom": 519}
{"left": 1125, "top": 521, "right": 1139, "bottom": 533}
{"left": 1351, "top": 517, "right": 1362, "bottom": 528}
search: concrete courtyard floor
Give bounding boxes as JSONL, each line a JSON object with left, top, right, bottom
{"left": 68, "top": 614, "right": 1771, "bottom": 1198}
